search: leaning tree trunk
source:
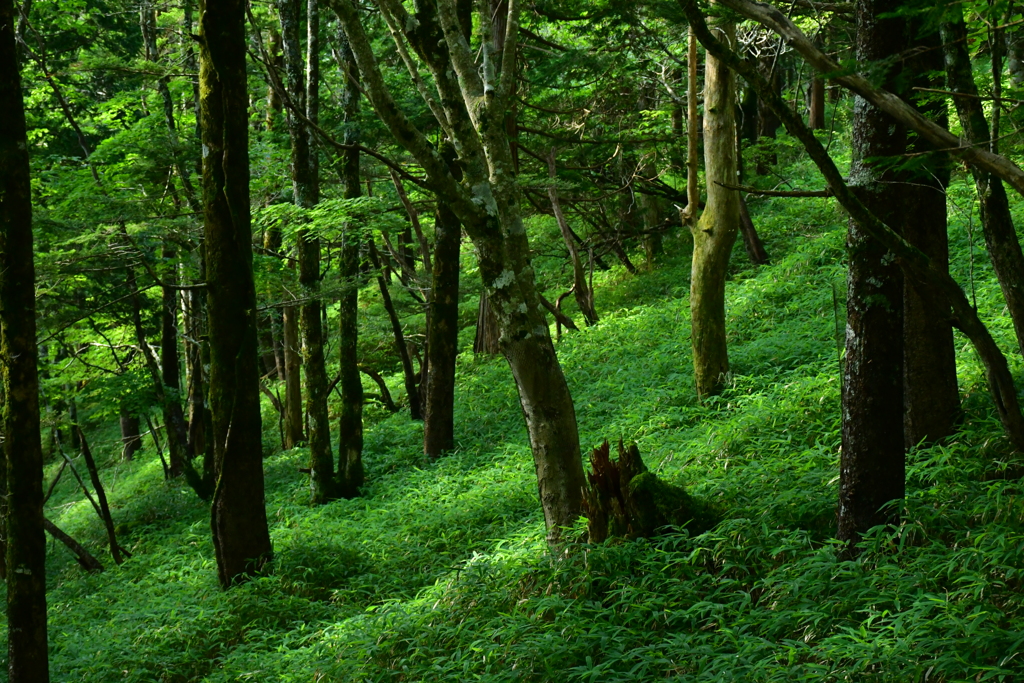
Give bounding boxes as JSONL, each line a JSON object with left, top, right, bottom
{"left": 690, "top": 13, "right": 739, "bottom": 399}
{"left": 199, "top": 0, "right": 273, "bottom": 587}
{"left": 0, "top": 0, "right": 50, "bottom": 674}
{"left": 942, "top": 12, "right": 1024, "bottom": 359}
{"left": 336, "top": 30, "right": 363, "bottom": 498}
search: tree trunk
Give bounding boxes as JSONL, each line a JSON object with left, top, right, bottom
{"left": 902, "top": 25, "right": 959, "bottom": 448}
{"left": 424, "top": 188, "right": 462, "bottom": 458}
{"left": 281, "top": 304, "right": 303, "bottom": 448}
{"left": 682, "top": 26, "right": 701, "bottom": 225}
{"left": 120, "top": 410, "right": 142, "bottom": 461}
{"left": 77, "top": 428, "right": 127, "bottom": 566}
{"left": 942, "top": 12, "right": 1024, "bottom": 359}
{"left": 336, "top": 30, "right": 363, "bottom": 499}
{"left": 548, "top": 148, "right": 598, "bottom": 325}
{"left": 160, "top": 245, "right": 188, "bottom": 476}
{"left": 691, "top": 14, "right": 739, "bottom": 399}
{"left": 279, "top": 0, "right": 333, "bottom": 502}
{"left": 0, "top": 0, "right": 50, "bottom": 671}
{"left": 808, "top": 75, "right": 825, "bottom": 130}
{"left": 369, "top": 240, "right": 422, "bottom": 420}
{"left": 839, "top": 0, "right": 907, "bottom": 545}
{"left": 200, "top": 0, "right": 273, "bottom": 587}
{"left": 473, "top": 292, "right": 500, "bottom": 353}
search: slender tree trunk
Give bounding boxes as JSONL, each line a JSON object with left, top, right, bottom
{"left": 548, "top": 148, "right": 598, "bottom": 325}
{"left": 336, "top": 31, "right": 363, "bottom": 498}
{"left": 0, "top": 0, "right": 50, "bottom": 672}
{"left": 424, "top": 148, "right": 462, "bottom": 457}
{"left": 942, "top": 12, "right": 1024, "bottom": 359}
{"left": 691, "top": 14, "right": 739, "bottom": 398}
{"left": 77, "top": 428, "right": 127, "bottom": 565}
{"left": 160, "top": 247, "right": 189, "bottom": 476}
{"left": 128, "top": 268, "right": 190, "bottom": 479}
{"left": 200, "top": 0, "right": 273, "bottom": 587}
{"left": 839, "top": 0, "right": 907, "bottom": 545}
{"left": 369, "top": 240, "right": 422, "bottom": 420}
{"left": 755, "top": 56, "right": 781, "bottom": 175}
{"left": 683, "top": 26, "right": 700, "bottom": 225}
{"left": 279, "top": 0, "right": 333, "bottom": 502}
{"left": 281, "top": 305, "right": 303, "bottom": 447}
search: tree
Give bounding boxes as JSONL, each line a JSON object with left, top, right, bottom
{"left": 690, "top": 9, "right": 739, "bottom": 399}
{"left": 1, "top": 0, "right": 50, "bottom": 676}
{"left": 335, "top": 30, "right": 364, "bottom": 498}
{"left": 277, "top": 0, "right": 334, "bottom": 503}
{"left": 326, "top": 0, "right": 586, "bottom": 542}
{"left": 199, "top": 0, "right": 273, "bottom": 586}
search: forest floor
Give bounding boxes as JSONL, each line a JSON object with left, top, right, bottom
{"left": 7, "top": 156, "right": 1024, "bottom": 682}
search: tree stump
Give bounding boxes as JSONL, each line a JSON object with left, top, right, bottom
{"left": 583, "top": 440, "right": 712, "bottom": 543}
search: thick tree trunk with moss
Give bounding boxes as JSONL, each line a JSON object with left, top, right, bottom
{"left": 279, "top": 0, "right": 333, "bottom": 502}
{"left": 336, "top": 31, "right": 363, "bottom": 497}
{"left": 690, "top": 16, "right": 739, "bottom": 399}
{"left": 199, "top": 0, "right": 273, "bottom": 587}
{"left": 0, "top": 0, "right": 50, "bottom": 674}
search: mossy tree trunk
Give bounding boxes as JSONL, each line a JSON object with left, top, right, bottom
{"left": 0, "top": 0, "right": 50, "bottom": 674}
{"left": 336, "top": 31, "right": 363, "bottom": 497}
{"left": 328, "top": 0, "right": 585, "bottom": 543}
{"left": 199, "top": 0, "right": 273, "bottom": 587}
{"left": 690, "top": 13, "right": 739, "bottom": 399}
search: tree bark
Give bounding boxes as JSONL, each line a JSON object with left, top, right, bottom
{"left": 942, "top": 12, "right": 1024, "bottom": 359}
{"left": 838, "top": 0, "right": 908, "bottom": 544}
{"left": 0, "top": 0, "right": 50, "bottom": 672}
{"left": 424, "top": 183, "right": 462, "bottom": 458}
{"left": 336, "top": 30, "right": 363, "bottom": 498}
{"left": 691, "top": 13, "right": 739, "bottom": 399}
{"left": 120, "top": 410, "right": 142, "bottom": 461}
{"left": 369, "top": 240, "right": 422, "bottom": 420}
{"left": 199, "top": 0, "right": 273, "bottom": 587}
{"left": 902, "top": 25, "right": 959, "bottom": 448}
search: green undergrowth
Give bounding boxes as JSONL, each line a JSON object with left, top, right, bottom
{"left": 6, "top": 162, "right": 1024, "bottom": 682}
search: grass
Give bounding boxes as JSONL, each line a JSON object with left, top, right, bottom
{"left": 5, "top": 155, "right": 1024, "bottom": 681}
